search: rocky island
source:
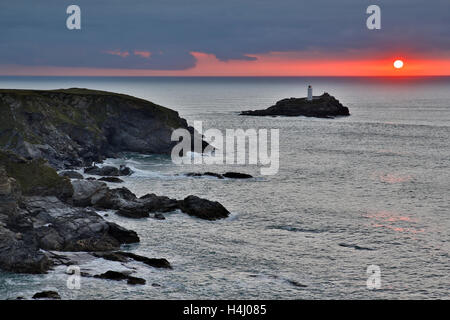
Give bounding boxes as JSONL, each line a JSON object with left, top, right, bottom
{"left": 240, "top": 92, "right": 350, "bottom": 118}
{"left": 0, "top": 88, "right": 230, "bottom": 286}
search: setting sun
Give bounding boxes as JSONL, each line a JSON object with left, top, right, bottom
{"left": 394, "top": 59, "right": 404, "bottom": 69}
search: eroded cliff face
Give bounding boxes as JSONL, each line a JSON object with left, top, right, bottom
{"left": 0, "top": 88, "right": 194, "bottom": 168}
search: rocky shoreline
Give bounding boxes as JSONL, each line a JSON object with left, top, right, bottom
{"left": 0, "top": 89, "right": 233, "bottom": 295}
{"left": 240, "top": 92, "right": 350, "bottom": 118}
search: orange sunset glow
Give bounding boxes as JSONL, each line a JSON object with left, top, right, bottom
{"left": 1, "top": 52, "right": 449, "bottom": 77}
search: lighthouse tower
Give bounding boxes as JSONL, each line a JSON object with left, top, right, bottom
{"left": 307, "top": 85, "right": 313, "bottom": 101}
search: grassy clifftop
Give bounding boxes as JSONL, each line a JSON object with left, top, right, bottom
{"left": 0, "top": 88, "right": 184, "bottom": 128}
{"left": 0, "top": 150, "right": 73, "bottom": 198}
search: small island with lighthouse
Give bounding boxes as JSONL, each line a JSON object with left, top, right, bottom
{"left": 240, "top": 86, "right": 350, "bottom": 118}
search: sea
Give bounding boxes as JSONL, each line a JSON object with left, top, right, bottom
{"left": 0, "top": 76, "right": 449, "bottom": 299}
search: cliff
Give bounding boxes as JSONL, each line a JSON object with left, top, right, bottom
{"left": 0, "top": 88, "right": 202, "bottom": 169}
{"left": 240, "top": 93, "right": 350, "bottom": 118}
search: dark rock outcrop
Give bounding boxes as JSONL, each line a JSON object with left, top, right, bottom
{"left": 90, "top": 184, "right": 230, "bottom": 220}
{"left": 93, "top": 187, "right": 177, "bottom": 217}
{"left": 94, "top": 270, "right": 146, "bottom": 285}
{"left": 84, "top": 165, "right": 120, "bottom": 177}
{"left": 240, "top": 93, "right": 350, "bottom": 118}
{"left": 71, "top": 179, "right": 108, "bottom": 207}
{"left": 94, "top": 270, "right": 130, "bottom": 280}
{"left": 179, "top": 195, "right": 230, "bottom": 220}
{"left": 83, "top": 165, "right": 133, "bottom": 178}
{"left": 60, "top": 171, "right": 84, "bottom": 180}
{"left": 70, "top": 179, "right": 230, "bottom": 220}
{"left": 84, "top": 165, "right": 132, "bottom": 177}
{"left": 72, "top": 180, "right": 230, "bottom": 220}
{"left": 0, "top": 88, "right": 207, "bottom": 169}
{"left": 0, "top": 226, "right": 52, "bottom": 274}
{"left": 32, "top": 291, "right": 61, "bottom": 300}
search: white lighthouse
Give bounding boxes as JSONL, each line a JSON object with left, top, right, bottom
{"left": 307, "top": 85, "right": 313, "bottom": 101}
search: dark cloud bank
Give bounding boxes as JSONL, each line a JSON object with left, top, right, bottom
{"left": 0, "top": 0, "right": 448, "bottom": 69}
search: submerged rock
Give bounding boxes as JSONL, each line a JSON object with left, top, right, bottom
{"left": 222, "top": 172, "right": 253, "bottom": 179}
{"left": 127, "top": 277, "right": 146, "bottom": 285}
{"left": 116, "top": 208, "right": 149, "bottom": 219}
{"left": 186, "top": 172, "right": 224, "bottom": 179}
{"left": 93, "top": 251, "right": 172, "bottom": 269}
{"left": 98, "top": 177, "right": 124, "bottom": 183}
{"left": 92, "top": 251, "right": 129, "bottom": 263}
{"left": 153, "top": 213, "right": 166, "bottom": 220}
{"left": 185, "top": 172, "right": 253, "bottom": 179}
{"left": 119, "top": 252, "right": 172, "bottom": 269}
{"left": 119, "top": 165, "right": 133, "bottom": 176}
{"left": 240, "top": 93, "right": 350, "bottom": 118}
{"left": 338, "top": 243, "right": 374, "bottom": 251}
{"left": 287, "top": 280, "right": 308, "bottom": 288}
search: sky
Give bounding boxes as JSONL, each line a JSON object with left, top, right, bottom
{"left": 0, "top": 0, "right": 449, "bottom": 76}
